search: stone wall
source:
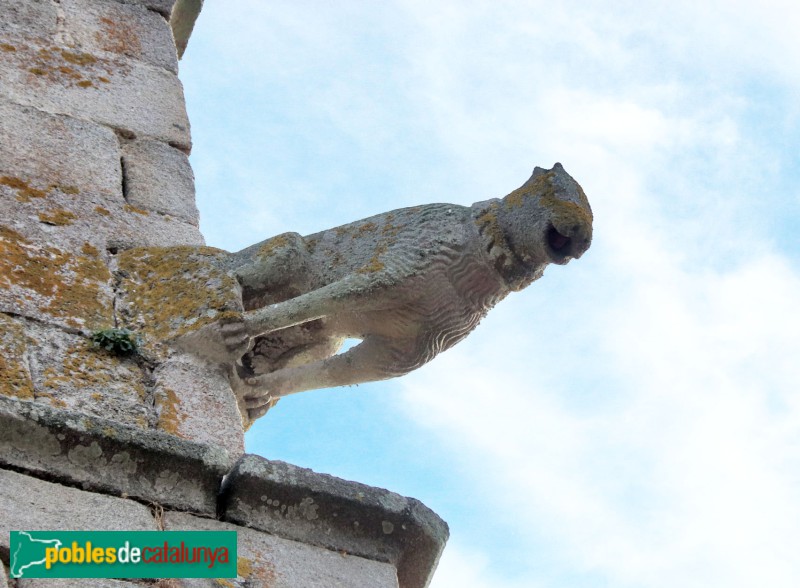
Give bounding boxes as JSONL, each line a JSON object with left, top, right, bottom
{"left": 0, "top": 0, "right": 241, "bottom": 454}
{"left": 0, "top": 1, "right": 447, "bottom": 586}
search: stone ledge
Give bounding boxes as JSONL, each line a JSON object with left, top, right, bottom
{"left": 219, "top": 455, "right": 449, "bottom": 588}
{"left": 0, "top": 469, "right": 157, "bottom": 562}
{"left": 0, "top": 395, "right": 231, "bottom": 514}
{"left": 165, "top": 511, "right": 400, "bottom": 587}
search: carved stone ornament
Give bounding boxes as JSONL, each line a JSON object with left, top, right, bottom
{"left": 120, "top": 163, "right": 593, "bottom": 426}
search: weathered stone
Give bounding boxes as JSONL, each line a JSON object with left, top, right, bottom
{"left": 116, "top": 0, "right": 178, "bottom": 18}
{"left": 165, "top": 511, "right": 400, "bottom": 588}
{"left": 0, "top": 469, "right": 156, "bottom": 555}
{"left": 220, "top": 455, "right": 448, "bottom": 588}
{"left": 0, "top": 0, "right": 58, "bottom": 36}
{"left": 116, "top": 246, "right": 242, "bottom": 351}
{"left": 24, "top": 322, "right": 150, "bottom": 427}
{"left": 0, "top": 224, "right": 115, "bottom": 333}
{"left": 0, "top": 561, "right": 8, "bottom": 588}
{"left": 153, "top": 354, "right": 244, "bottom": 460}
{"left": 170, "top": 0, "right": 204, "bottom": 59}
{"left": 123, "top": 139, "right": 199, "bottom": 224}
{"left": 0, "top": 314, "right": 34, "bottom": 401}
{"left": 0, "top": 97, "right": 122, "bottom": 196}
{"left": 61, "top": 0, "right": 179, "bottom": 73}
{"left": 0, "top": 395, "right": 232, "bottom": 513}
{"left": 0, "top": 35, "right": 191, "bottom": 149}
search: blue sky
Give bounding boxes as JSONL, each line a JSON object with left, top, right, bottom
{"left": 180, "top": 2, "right": 800, "bottom": 586}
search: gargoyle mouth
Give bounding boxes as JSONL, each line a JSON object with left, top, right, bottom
{"left": 546, "top": 225, "right": 572, "bottom": 263}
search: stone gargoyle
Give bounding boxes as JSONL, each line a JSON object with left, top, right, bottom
{"left": 168, "top": 162, "right": 593, "bottom": 423}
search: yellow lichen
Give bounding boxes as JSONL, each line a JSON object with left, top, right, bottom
{"left": 0, "top": 315, "right": 34, "bottom": 399}
{"left": 60, "top": 49, "right": 97, "bottom": 66}
{"left": 0, "top": 43, "right": 16, "bottom": 52}
{"left": 156, "top": 387, "right": 185, "bottom": 437}
{"left": 76, "top": 80, "right": 93, "bottom": 88}
{"left": 352, "top": 222, "right": 377, "bottom": 239}
{"left": 1, "top": 175, "right": 48, "bottom": 201}
{"left": 257, "top": 234, "right": 290, "bottom": 258}
{"left": 117, "top": 246, "right": 241, "bottom": 343}
{"left": 0, "top": 226, "right": 112, "bottom": 327}
{"left": 540, "top": 193, "right": 594, "bottom": 228}
{"left": 81, "top": 242, "right": 100, "bottom": 256}
{"left": 237, "top": 557, "right": 254, "bottom": 578}
{"left": 38, "top": 209, "right": 78, "bottom": 226}
{"left": 124, "top": 203, "right": 149, "bottom": 216}
{"left": 94, "top": 206, "right": 111, "bottom": 216}
{"left": 357, "top": 242, "right": 388, "bottom": 274}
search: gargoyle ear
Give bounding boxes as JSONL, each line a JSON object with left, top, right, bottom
{"left": 523, "top": 166, "right": 547, "bottom": 186}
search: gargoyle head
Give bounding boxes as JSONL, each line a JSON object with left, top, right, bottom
{"left": 497, "top": 163, "right": 593, "bottom": 282}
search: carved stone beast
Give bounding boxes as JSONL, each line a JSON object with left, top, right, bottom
{"left": 180, "top": 163, "right": 593, "bottom": 423}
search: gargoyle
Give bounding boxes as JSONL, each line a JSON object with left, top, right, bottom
{"left": 180, "top": 163, "right": 593, "bottom": 423}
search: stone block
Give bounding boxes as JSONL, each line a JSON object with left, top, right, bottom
{"left": 0, "top": 224, "right": 115, "bottom": 333}
{"left": 0, "top": 469, "right": 156, "bottom": 554}
{"left": 61, "top": 0, "right": 179, "bottom": 73}
{"left": 152, "top": 354, "right": 244, "bottom": 460}
{"left": 23, "top": 321, "right": 150, "bottom": 428}
{"left": 0, "top": 97, "right": 122, "bottom": 196}
{"left": 0, "top": 562, "right": 7, "bottom": 588}
{"left": 220, "top": 455, "right": 448, "bottom": 588}
{"left": 0, "top": 0, "right": 57, "bottom": 37}
{"left": 123, "top": 139, "right": 199, "bottom": 224}
{"left": 165, "top": 511, "right": 400, "bottom": 588}
{"left": 116, "top": 246, "right": 241, "bottom": 350}
{"left": 0, "top": 395, "right": 232, "bottom": 513}
{"left": 0, "top": 35, "right": 191, "bottom": 149}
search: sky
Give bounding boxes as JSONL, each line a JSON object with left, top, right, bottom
{"left": 179, "top": 2, "right": 800, "bottom": 586}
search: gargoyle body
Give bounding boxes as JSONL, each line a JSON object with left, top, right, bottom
{"left": 181, "top": 163, "right": 593, "bottom": 422}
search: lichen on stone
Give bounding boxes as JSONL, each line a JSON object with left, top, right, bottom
{"left": 0, "top": 225, "right": 113, "bottom": 328}
{"left": 0, "top": 314, "right": 34, "bottom": 399}
{"left": 38, "top": 208, "right": 78, "bottom": 226}
{"left": 117, "top": 246, "right": 243, "bottom": 346}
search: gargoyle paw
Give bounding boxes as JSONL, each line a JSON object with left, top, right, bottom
{"left": 176, "top": 315, "right": 252, "bottom": 364}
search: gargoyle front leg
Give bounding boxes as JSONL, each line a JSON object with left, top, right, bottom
{"left": 240, "top": 335, "right": 414, "bottom": 421}
{"left": 243, "top": 273, "right": 398, "bottom": 338}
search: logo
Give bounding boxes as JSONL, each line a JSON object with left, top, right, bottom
{"left": 10, "top": 531, "right": 237, "bottom": 579}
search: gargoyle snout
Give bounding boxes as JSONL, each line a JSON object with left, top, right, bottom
{"left": 545, "top": 216, "right": 592, "bottom": 265}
